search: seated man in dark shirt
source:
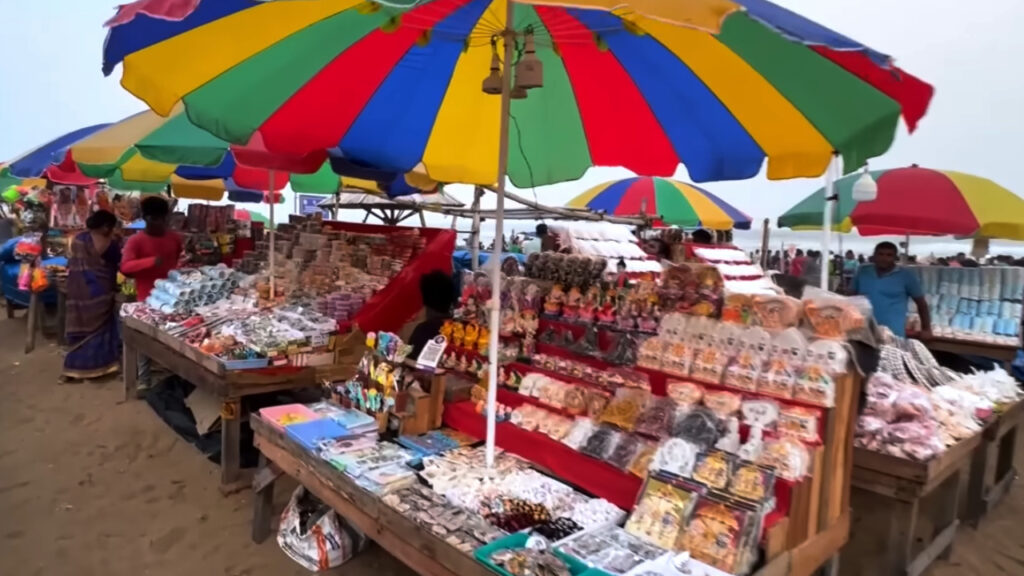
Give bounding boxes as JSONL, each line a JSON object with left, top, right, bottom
{"left": 408, "top": 270, "right": 457, "bottom": 357}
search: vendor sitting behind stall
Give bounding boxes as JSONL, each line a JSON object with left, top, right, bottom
{"left": 853, "top": 241, "right": 931, "bottom": 338}
{"left": 408, "top": 270, "right": 457, "bottom": 357}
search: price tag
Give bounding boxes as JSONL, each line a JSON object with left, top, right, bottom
{"left": 310, "top": 333, "right": 328, "bottom": 348}
{"left": 416, "top": 335, "right": 447, "bottom": 371}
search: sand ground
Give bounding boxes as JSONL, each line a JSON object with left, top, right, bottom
{"left": 0, "top": 313, "right": 1020, "bottom": 575}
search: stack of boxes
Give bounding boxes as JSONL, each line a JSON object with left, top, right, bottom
{"left": 910, "top": 266, "right": 1024, "bottom": 343}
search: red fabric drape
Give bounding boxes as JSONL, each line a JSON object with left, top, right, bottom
{"left": 320, "top": 220, "right": 456, "bottom": 334}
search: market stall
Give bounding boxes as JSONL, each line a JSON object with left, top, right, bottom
{"left": 242, "top": 250, "right": 863, "bottom": 576}
{"left": 906, "top": 265, "right": 1022, "bottom": 368}
{"left": 845, "top": 339, "right": 1022, "bottom": 575}
{"left": 119, "top": 218, "right": 456, "bottom": 491}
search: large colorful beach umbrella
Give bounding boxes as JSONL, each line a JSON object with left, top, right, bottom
{"left": 103, "top": 0, "right": 932, "bottom": 188}
{"left": 5, "top": 124, "right": 111, "bottom": 186}
{"left": 104, "top": 0, "right": 931, "bottom": 466}
{"left": 777, "top": 166, "right": 1024, "bottom": 240}
{"left": 567, "top": 176, "right": 751, "bottom": 229}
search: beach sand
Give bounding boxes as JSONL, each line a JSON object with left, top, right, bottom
{"left": 0, "top": 315, "right": 412, "bottom": 576}
{"left": 0, "top": 313, "right": 1021, "bottom": 575}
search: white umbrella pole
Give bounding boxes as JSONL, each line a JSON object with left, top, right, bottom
{"left": 269, "top": 170, "right": 276, "bottom": 300}
{"left": 486, "top": 7, "right": 515, "bottom": 468}
{"left": 471, "top": 186, "right": 482, "bottom": 271}
{"left": 821, "top": 157, "right": 836, "bottom": 290}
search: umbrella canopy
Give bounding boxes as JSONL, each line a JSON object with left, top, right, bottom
{"left": 777, "top": 166, "right": 1024, "bottom": 240}
{"left": 567, "top": 176, "right": 751, "bottom": 230}
{"left": 68, "top": 108, "right": 440, "bottom": 199}
{"left": 239, "top": 209, "right": 269, "bottom": 224}
{"left": 5, "top": 124, "right": 111, "bottom": 185}
{"left": 103, "top": 0, "right": 932, "bottom": 187}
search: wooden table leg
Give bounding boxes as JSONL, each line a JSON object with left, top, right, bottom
{"left": 220, "top": 398, "right": 242, "bottom": 489}
{"left": 122, "top": 340, "right": 138, "bottom": 402}
{"left": 24, "top": 292, "right": 38, "bottom": 354}
{"left": 965, "top": 435, "right": 989, "bottom": 528}
{"left": 885, "top": 497, "right": 918, "bottom": 575}
{"left": 251, "top": 454, "right": 280, "bottom": 544}
{"left": 56, "top": 289, "right": 66, "bottom": 346}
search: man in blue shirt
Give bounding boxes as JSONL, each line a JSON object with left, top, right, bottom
{"left": 853, "top": 241, "right": 931, "bottom": 338}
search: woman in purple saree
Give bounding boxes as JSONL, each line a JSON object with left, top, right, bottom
{"left": 61, "top": 210, "right": 122, "bottom": 382}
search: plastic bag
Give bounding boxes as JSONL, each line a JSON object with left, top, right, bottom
{"left": 277, "top": 486, "right": 366, "bottom": 572}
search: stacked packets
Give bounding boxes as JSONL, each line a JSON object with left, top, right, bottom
{"left": 912, "top": 266, "right": 1024, "bottom": 342}
{"left": 259, "top": 401, "right": 417, "bottom": 495}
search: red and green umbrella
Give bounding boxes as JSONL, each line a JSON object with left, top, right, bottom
{"left": 567, "top": 176, "right": 751, "bottom": 229}
{"left": 777, "top": 165, "right": 1024, "bottom": 240}
{"left": 103, "top": 0, "right": 932, "bottom": 187}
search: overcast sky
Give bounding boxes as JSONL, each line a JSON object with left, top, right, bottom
{"left": 2, "top": 0, "right": 1023, "bottom": 253}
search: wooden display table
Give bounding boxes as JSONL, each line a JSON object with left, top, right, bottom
{"left": 121, "top": 317, "right": 319, "bottom": 493}
{"left": 964, "top": 398, "right": 1024, "bottom": 527}
{"left": 250, "top": 414, "right": 850, "bottom": 576}
{"left": 250, "top": 415, "right": 493, "bottom": 576}
{"left": 846, "top": 434, "right": 982, "bottom": 576}
{"left": 920, "top": 336, "right": 1018, "bottom": 370}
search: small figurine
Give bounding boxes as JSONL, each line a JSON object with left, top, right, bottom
{"left": 544, "top": 283, "right": 565, "bottom": 316}
{"left": 451, "top": 322, "right": 465, "bottom": 349}
{"left": 463, "top": 322, "right": 480, "bottom": 350}
{"left": 578, "top": 285, "right": 600, "bottom": 324}
{"left": 477, "top": 325, "right": 490, "bottom": 356}
{"left": 562, "top": 286, "right": 583, "bottom": 320}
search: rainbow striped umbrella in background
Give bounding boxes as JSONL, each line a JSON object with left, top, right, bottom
{"left": 103, "top": 0, "right": 932, "bottom": 188}
{"left": 567, "top": 176, "right": 751, "bottom": 230}
{"left": 777, "top": 166, "right": 1024, "bottom": 240}
{"left": 68, "top": 108, "right": 440, "bottom": 200}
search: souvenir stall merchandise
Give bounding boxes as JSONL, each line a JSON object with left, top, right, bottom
{"left": 440, "top": 260, "right": 863, "bottom": 575}
{"left": 847, "top": 335, "right": 1023, "bottom": 575}
{"left": 690, "top": 248, "right": 777, "bottom": 296}
{"left": 908, "top": 265, "right": 1023, "bottom": 345}
{"left": 546, "top": 222, "right": 662, "bottom": 275}
{"left": 253, "top": 402, "right": 641, "bottom": 568}
{"left": 121, "top": 268, "right": 341, "bottom": 370}
{"left": 181, "top": 204, "right": 243, "bottom": 266}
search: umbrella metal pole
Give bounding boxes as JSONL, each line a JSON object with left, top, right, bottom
{"left": 759, "top": 218, "right": 770, "bottom": 269}
{"left": 903, "top": 232, "right": 910, "bottom": 264}
{"left": 470, "top": 186, "right": 482, "bottom": 271}
{"left": 269, "top": 170, "right": 276, "bottom": 300}
{"left": 486, "top": 11, "right": 515, "bottom": 468}
{"left": 821, "top": 157, "right": 836, "bottom": 290}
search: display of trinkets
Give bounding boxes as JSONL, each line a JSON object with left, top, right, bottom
{"left": 756, "top": 437, "right": 811, "bottom": 481}
{"left": 581, "top": 426, "right": 622, "bottom": 460}
{"left": 683, "top": 496, "right": 758, "bottom": 574}
{"left": 606, "top": 433, "right": 643, "bottom": 470}
{"left": 650, "top": 438, "right": 699, "bottom": 477}
{"left": 777, "top": 405, "right": 822, "bottom": 443}
{"left": 624, "top": 474, "right": 700, "bottom": 550}
{"left": 757, "top": 328, "right": 807, "bottom": 400}
{"left": 382, "top": 485, "right": 502, "bottom": 554}
{"left": 634, "top": 397, "right": 677, "bottom": 439}
{"left": 672, "top": 408, "right": 723, "bottom": 451}
{"left": 558, "top": 525, "right": 666, "bottom": 575}
{"left": 691, "top": 450, "right": 735, "bottom": 490}
{"left": 702, "top": 390, "right": 742, "bottom": 419}
{"left": 533, "top": 518, "right": 584, "bottom": 542}
{"left": 729, "top": 462, "right": 776, "bottom": 504}
{"left": 488, "top": 546, "right": 573, "bottom": 576}
{"left": 482, "top": 497, "right": 553, "bottom": 532}
{"left": 600, "top": 388, "right": 650, "bottom": 431}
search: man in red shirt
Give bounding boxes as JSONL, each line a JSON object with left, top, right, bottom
{"left": 121, "top": 196, "right": 182, "bottom": 395}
